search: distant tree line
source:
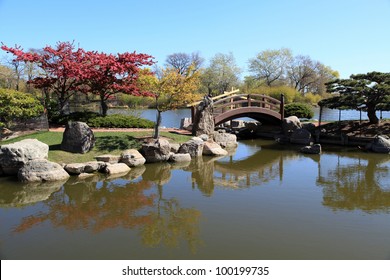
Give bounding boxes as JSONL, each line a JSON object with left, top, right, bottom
{"left": 1, "top": 41, "right": 388, "bottom": 129}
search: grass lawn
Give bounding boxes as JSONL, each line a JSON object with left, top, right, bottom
{"left": 0, "top": 131, "right": 192, "bottom": 164}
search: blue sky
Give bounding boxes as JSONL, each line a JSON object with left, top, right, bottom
{"left": 0, "top": 0, "right": 389, "bottom": 78}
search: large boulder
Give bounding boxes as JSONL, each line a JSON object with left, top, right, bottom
{"left": 140, "top": 138, "right": 171, "bottom": 163}
{"left": 61, "top": 121, "right": 95, "bottom": 154}
{"left": 212, "top": 131, "right": 238, "bottom": 149}
{"left": 192, "top": 95, "right": 214, "bottom": 136}
{"left": 0, "top": 139, "right": 49, "bottom": 175}
{"left": 282, "top": 116, "right": 302, "bottom": 135}
{"left": 366, "top": 135, "right": 390, "bottom": 153}
{"left": 178, "top": 137, "right": 204, "bottom": 157}
{"left": 120, "top": 149, "right": 146, "bottom": 167}
{"left": 17, "top": 159, "right": 70, "bottom": 183}
{"left": 290, "top": 128, "right": 312, "bottom": 145}
{"left": 203, "top": 141, "right": 228, "bottom": 156}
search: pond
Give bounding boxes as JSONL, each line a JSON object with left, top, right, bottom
{"left": 1, "top": 140, "right": 390, "bottom": 260}
{"left": 109, "top": 108, "right": 390, "bottom": 128}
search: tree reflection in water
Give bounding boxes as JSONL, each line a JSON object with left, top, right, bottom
{"left": 13, "top": 166, "right": 202, "bottom": 254}
{"left": 7, "top": 141, "right": 390, "bottom": 257}
{"left": 317, "top": 153, "right": 390, "bottom": 213}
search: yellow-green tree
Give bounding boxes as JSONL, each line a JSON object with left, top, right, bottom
{"left": 139, "top": 66, "right": 201, "bottom": 138}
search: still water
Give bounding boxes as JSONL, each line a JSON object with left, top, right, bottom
{"left": 1, "top": 140, "right": 390, "bottom": 260}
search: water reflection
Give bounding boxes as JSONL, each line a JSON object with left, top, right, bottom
{"left": 12, "top": 167, "right": 202, "bottom": 253}
{"left": 317, "top": 153, "right": 390, "bottom": 212}
{"left": 0, "top": 179, "right": 65, "bottom": 207}
{"left": 1, "top": 139, "right": 390, "bottom": 259}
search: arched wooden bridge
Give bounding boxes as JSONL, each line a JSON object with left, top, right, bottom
{"left": 189, "top": 89, "right": 285, "bottom": 126}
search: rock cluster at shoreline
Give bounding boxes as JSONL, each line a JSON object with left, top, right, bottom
{"left": 0, "top": 131, "right": 237, "bottom": 183}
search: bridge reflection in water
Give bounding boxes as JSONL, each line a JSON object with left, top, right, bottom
{"left": 188, "top": 140, "right": 390, "bottom": 214}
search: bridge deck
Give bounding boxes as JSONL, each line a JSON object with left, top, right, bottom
{"left": 212, "top": 93, "right": 284, "bottom": 125}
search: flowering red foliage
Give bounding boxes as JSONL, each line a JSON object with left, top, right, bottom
{"left": 2, "top": 42, "right": 86, "bottom": 115}
{"left": 82, "top": 50, "right": 154, "bottom": 115}
{"left": 1, "top": 42, "right": 155, "bottom": 116}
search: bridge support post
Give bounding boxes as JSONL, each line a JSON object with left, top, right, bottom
{"left": 280, "top": 94, "right": 285, "bottom": 120}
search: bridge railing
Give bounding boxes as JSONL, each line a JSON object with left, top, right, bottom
{"left": 213, "top": 94, "right": 284, "bottom": 118}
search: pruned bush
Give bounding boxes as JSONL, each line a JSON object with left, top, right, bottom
{"left": 0, "top": 88, "right": 44, "bottom": 128}
{"left": 87, "top": 114, "right": 155, "bottom": 128}
{"left": 284, "top": 103, "right": 314, "bottom": 119}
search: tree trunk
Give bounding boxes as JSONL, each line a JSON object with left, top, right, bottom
{"left": 367, "top": 104, "right": 379, "bottom": 124}
{"left": 101, "top": 98, "right": 108, "bottom": 117}
{"left": 58, "top": 96, "right": 67, "bottom": 117}
{"left": 153, "top": 109, "right": 162, "bottom": 139}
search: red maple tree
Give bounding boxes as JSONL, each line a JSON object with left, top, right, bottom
{"left": 82, "top": 50, "right": 154, "bottom": 116}
{"left": 1, "top": 41, "right": 155, "bottom": 116}
{"left": 2, "top": 42, "right": 86, "bottom": 115}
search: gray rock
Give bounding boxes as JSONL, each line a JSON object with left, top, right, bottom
{"left": 84, "top": 161, "right": 106, "bottom": 173}
{"left": 120, "top": 149, "right": 146, "bottom": 167}
{"left": 290, "top": 128, "right": 312, "bottom": 145}
{"left": 94, "top": 154, "right": 120, "bottom": 164}
{"left": 198, "top": 134, "right": 209, "bottom": 141}
{"left": 170, "top": 143, "right": 181, "bottom": 153}
{"left": 103, "top": 163, "right": 131, "bottom": 175}
{"left": 192, "top": 95, "right": 214, "bottom": 136}
{"left": 0, "top": 139, "right": 49, "bottom": 175}
{"left": 64, "top": 161, "right": 105, "bottom": 174}
{"left": 169, "top": 153, "right": 192, "bottom": 162}
{"left": 300, "top": 144, "right": 322, "bottom": 154}
{"left": 367, "top": 135, "right": 390, "bottom": 153}
{"left": 178, "top": 138, "right": 204, "bottom": 157}
{"left": 64, "top": 163, "right": 85, "bottom": 174}
{"left": 140, "top": 138, "right": 171, "bottom": 163}
{"left": 61, "top": 121, "right": 95, "bottom": 154}
{"left": 212, "top": 131, "right": 238, "bottom": 149}
{"left": 282, "top": 116, "right": 302, "bottom": 135}
{"left": 17, "top": 159, "right": 70, "bottom": 182}
{"left": 203, "top": 141, "right": 228, "bottom": 156}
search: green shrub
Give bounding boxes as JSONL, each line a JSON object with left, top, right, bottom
{"left": 87, "top": 114, "right": 155, "bottom": 128}
{"left": 0, "top": 88, "right": 44, "bottom": 128}
{"left": 284, "top": 103, "right": 314, "bottom": 119}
